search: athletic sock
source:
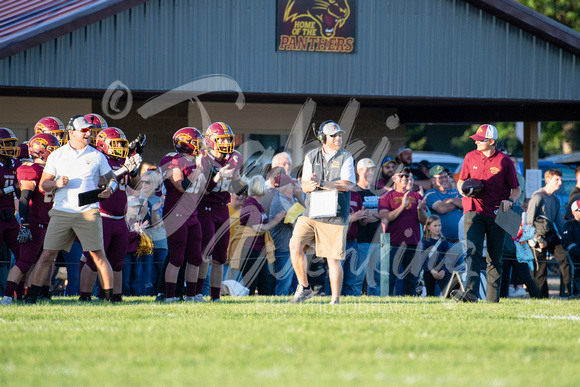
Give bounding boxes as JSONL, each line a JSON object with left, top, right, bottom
{"left": 165, "top": 282, "right": 177, "bottom": 299}
{"left": 210, "top": 286, "right": 221, "bottom": 301}
{"left": 186, "top": 282, "right": 197, "bottom": 297}
{"left": 196, "top": 278, "right": 205, "bottom": 296}
{"left": 41, "top": 285, "right": 51, "bottom": 298}
{"left": 4, "top": 280, "right": 17, "bottom": 298}
{"left": 103, "top": 288, "right": 113, "bottom": 302}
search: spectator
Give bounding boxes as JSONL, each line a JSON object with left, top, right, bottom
{"left": 354, "top": 158, "right": 382, "bottom": 296}
{"left": 225, "top": 190, "right": 247, "bottom": 282}
{"left": 395, "top": 146, "right": 431, "bottom": 191}
{"left": 340, "top": 189, "right": 364, "bottom": 295}
{"left": 527, "top": 169, "right": 571, "bottom": 298}
{"left": 499, "top": 204, "right": 541, "bottom": 299}
{"left": 378, "top": 164, "right": 428, "bottom": 296}
{"left": 562, "top": 199, "right": 580, "bottom": 296}
{"left": 425, "top": 165, "right": 463, "bottom": 242}
{"left": 374, "top": 157, "right": 396, "bottom": 191}
{"left": 414, "top": 160, "right": 431, "bottom": 181}
{"left": 454, "top": 124, "right": 521, "bottom": 303}
{"left": 564, "top": 166, "right": 580, "bottom": 221}
{"left": 262, "top": 166, "right": 286, "bottom": 216}
{"left": 234, "top": 175, "right": 286, "bottom": 295}
{"left": 271, "top": 152, "right": 293, "bottom": 176}
{"left": 268, "top": 174, "right": 299, "bottom": 295}
{"left": 138, "top": 168, "right": 168, "bottom": 296}
{"left": 421, "top": 215, "right": 452, "bottom": 296}
{"left": 122, "top": 196, "right": 146, "bottom": 296}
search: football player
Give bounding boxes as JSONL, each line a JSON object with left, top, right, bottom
{"left": 197, "top": 122, "right": 245, "bottom": 302}
{"left": 159, "top": 127, "right": 207, "bottom": 302}
{"left": 79, "top": 127, "right": 142, "bottom": 302}
{"left": 1, "top": 133, "right": 60, "bottom": 305}
{"left": 34, "top": 116, "right": 68, "bottom": 145}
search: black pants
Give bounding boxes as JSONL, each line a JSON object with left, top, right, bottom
{"left": 500, "top": 256, "right": 541, "bottom": 298}
{"left": 532, "top": 239, "right": 570, "bottom": 298}
{"left": 240, "top": 248, "right": 276, "bottom": 296}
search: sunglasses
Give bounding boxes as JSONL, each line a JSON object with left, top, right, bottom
{"left": 478, "top": 138, "right": 492, "bottom": 143}
{"left": 396, "top": 174, "right": 410, "bottom": 179}
{"left": 329, "top": 133, "right": 343, "bottom": 138}
{"left": 76, "top": 128, "right": 91, "bottom": 133}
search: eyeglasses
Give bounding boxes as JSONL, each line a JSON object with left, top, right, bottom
{"left": 434, "top": 174, "right": 449, "bottom": 179}
{"left": 396, "top": 174, "right": 410, "bottom": 179}
{"left": 142, "top": 180, "right": 152, "bottom": 185}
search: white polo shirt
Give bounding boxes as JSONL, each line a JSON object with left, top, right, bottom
{"left": 44, "top": 143, "right": 112, "bottom": 213}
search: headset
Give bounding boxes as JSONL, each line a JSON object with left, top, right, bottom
{"left": 66, "top": 115, "right": 86, "bottom": 131}
{"left": 313, "top": 120, "right": 337, "bottom": 144}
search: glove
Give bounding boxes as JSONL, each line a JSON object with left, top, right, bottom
{"left": 128, "top": 134, "right": 147, "bottom": 155}
{"left": 17, "top": 225, "right": 33, "bottom": 244}
{"left": 124, "top": 153, "right": 143, "bottom": 174}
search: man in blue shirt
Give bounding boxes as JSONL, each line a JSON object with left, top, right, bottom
{"left": 425, "top": 165, "right": 463, "bottom": 242}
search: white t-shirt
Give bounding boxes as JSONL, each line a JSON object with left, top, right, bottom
{"left": 44, "top": 144, "right": 112, "bottom": 213}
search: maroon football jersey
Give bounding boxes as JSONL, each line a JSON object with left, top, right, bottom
{"left": 200, "top": 150, "right": 243, "bottom": 206}
{"left": 0, "top": 159, "right": 20, "bottom": 211}
{"left": 100, "top": 157, "right": 130, "bottom": 217}
{"left": 161, "top": 152, "right": 204, "bottom": 218}
{"left": 16, "top": 162, "right": 53, "bottom": 225}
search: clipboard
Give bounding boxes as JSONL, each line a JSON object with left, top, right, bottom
{"left": 494, "top": 207, "right": 521, "bottom": 238}
{"left": 78, "top": 187, "right": 106, "bottom": 206}
{"left": 309, "top": 189, "right": 338, "bottom": 218}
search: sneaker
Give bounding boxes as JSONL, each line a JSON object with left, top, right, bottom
{"left": 512, "top": 286, "right": 527, "bottom": 298}
{"left": 329, "top": 299, "right": 340, "bottom": 305}
{"left": 184, "top": 295, "right": 205, "bottom": 303}
{"left": 78, "top": 296, "right": 92, "bottom": 302}
{"left": 0, "top": 296, "right": 13, "bottom": 305}
{"left": 289, "top": 284, "right": 315, "bottom": 304}
{"left": 211, "top": 298, "right": 222, "bottom": 303}
{"left": 164, "top": 297, "right": 181, "bottom": 303}
{"left": 155, "top": 293, "right": 166, "bottom": 303}
{"left": 450, "top": 289, "right": 478, "bottom": 303}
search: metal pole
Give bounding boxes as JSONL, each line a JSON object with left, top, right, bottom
{"left": 380, "top": 233, "right": 390, "bottom": 297}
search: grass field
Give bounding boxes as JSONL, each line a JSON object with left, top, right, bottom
{"left": 1, "top": 296, "right": 579, "bottom": 387}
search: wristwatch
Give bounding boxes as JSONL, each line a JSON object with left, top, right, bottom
{"left": 320, "top": 181, "right": 325, "bottom": 188}
{"left": 508, "top": 198, "right": 515, "bottom": 204}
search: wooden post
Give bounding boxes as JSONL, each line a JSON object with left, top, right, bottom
{"left": 380, "top": 233, "right": 391, "bottom": 297}
{"left": 523, "top": 121, "right": 539, "bottom": 177}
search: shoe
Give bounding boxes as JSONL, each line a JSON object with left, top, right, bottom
{"left": 78, "top": 296, "right": 92, "bottom": 302}
{"left": 289, "top": 284, "right": 315, "bottom": 304}
{"left": 24, "top": 296, "right": 37, "bottom": 305}
{"left": 512, "top": 286, "right": 527, "bottom": 298}
{"left": 184, "top": 295, "right": 205, "bottom": 303}
{"left": 0, "top": 296, "right": 13, "bottom": 305}
{"left": 155, "top": 293, "right": 166, "bottom": 303}
{"left": 329, "top": 299, "right": 340, "bottom": 305}
{"left": 211, "top": 298, "right": 222, "bottom": 303}
{"left": 451, "top": 289, "right": 478, "bottom": 303}
{"left": 164, "top": 297, "right": 181, "bottom": 303}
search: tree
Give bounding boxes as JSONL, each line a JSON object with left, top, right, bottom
{"left": 515, "top": 0, "right": 580, "bottom": 32}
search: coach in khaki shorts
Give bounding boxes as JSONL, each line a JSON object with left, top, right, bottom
{"left": 26, "top": 115, "right": 119, "bottom": 303}
{"left": 289, "top": 120, "right": 355, "bottom": 304}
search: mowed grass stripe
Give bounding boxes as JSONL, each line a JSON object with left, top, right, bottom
{"left": 1, "top": 296, "right": 579, "bottom": 387}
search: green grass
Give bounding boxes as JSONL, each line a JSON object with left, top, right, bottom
{"left": 1, "top": 296, "right": 579, "bottom": 387}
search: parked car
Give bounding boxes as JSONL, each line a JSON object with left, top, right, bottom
{"left": 411, "top": 151, "right": 464, "bottom": 174}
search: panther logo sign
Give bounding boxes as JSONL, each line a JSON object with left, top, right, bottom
{"left": 283, "top": 0, "right": 351, "bottom": 38}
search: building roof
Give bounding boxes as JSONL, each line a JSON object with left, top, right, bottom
{"left": 0, "top": 0, "right": 149, "bottom": 59}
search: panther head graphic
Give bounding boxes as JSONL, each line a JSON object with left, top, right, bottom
{"left": 283, "top": 0, "right": 351, "bottom": 38}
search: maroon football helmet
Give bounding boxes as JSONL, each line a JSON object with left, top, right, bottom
{"left": 84, "top": 113, "right": 108, "bottom": 146}
{"left": 34, "top": 116, "right": 68, "bottom": 145}
{"left": 205, "top": 122, "right": 234, "bottom": 154}
{"left": 96, "top": 127, "right": 129, "bottom": 159}
{"left": 0, "top": 128, "right": 20, "bottom": 158}
{"left": 173, "top": 127, "right": 203, "bottom": 156}
{"left": 28, "top": 133, "right": 61, "bottom": 162}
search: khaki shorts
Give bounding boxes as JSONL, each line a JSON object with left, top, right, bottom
{"left": 290, "top": 216, "right": 348, "bottom": 260}
{"left": 43, "top": 209, "right": 104, "bottom": 252}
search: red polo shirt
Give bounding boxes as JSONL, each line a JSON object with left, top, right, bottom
{"left": 459, "top": 149, "right": 519, "bottom": 218}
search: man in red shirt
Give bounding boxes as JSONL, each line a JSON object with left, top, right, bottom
{"left": 455, "top": 124, "right": 521, "bottom": 303}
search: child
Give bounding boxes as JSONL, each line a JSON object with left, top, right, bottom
{"left": 421, "top": 215, "right": 452, "bottom": 296}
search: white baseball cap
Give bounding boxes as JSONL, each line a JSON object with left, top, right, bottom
{"left": 321, "top": 121, "right": 344, "bottom": 136}
{"left": 68, "top": 115, "right": 95, "bottom": 131}
{"left": 357, "top": 158, "right": 376, "bottom": 170}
